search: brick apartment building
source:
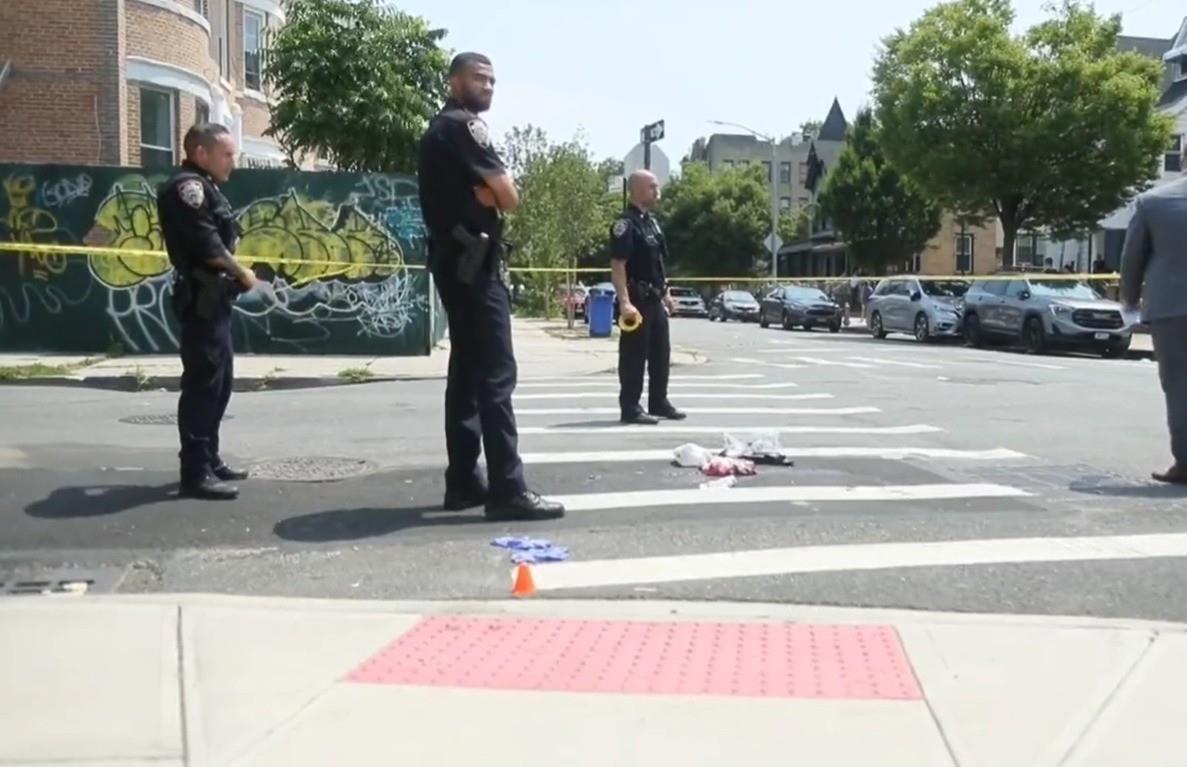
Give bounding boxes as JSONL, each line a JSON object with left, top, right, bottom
{"left": 0, "top": 0, "right": 297, "bottom": 169}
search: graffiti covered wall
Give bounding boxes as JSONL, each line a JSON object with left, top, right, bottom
{"left": 0, "top": 164, "right": 442, "bottom": 355}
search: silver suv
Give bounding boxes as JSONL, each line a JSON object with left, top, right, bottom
{"left": 961, "top": 276, "right": 1134, "bottom": 357}
{"left": 866, "top": 277, "right": 969, "bottom": 342}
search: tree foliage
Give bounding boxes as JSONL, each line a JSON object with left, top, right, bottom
{"left": 658, "top": 163, "right": 771, "bottom": 278}
{"left": 872, "top": 0, "right": 1172, "bottom": 261}
{"left": 264, "top": 0, "right": 449, "bottom": 172}
{"left": 818, "top": 109, "right": 942, "bottom": 272}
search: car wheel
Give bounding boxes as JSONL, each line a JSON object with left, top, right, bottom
{"left": 829, "top": 322, "right": 841, "bottom": 334}
{"left": 1023, "top": 317, "right": 1046, "bottom": 354}
{"left": 914, "top": 313, "right": 930, "bottom": 343}
{"left": 782, "top": 311, "right": 794, "bottom": 331}
{"left": 871, "top": 312, "right": 888, "bottom": 339}
{"left": 963, "top": 314, "right": 983, "bottom": 348}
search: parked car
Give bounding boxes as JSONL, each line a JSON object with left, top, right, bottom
{"left": 558, "top": 285, "right": 587, "bottom": 318}
{"left": 669, "top": 286, "right": 709, "bottom": 318}
{"left": 582, "top": 282, "right": 619, "bottom": 324}
{"left": 709, "top": 290, "right": 761, "bottom": 322}
{"left": 759, "top": 285, "right": 844, "bottom": 332}
{"left": 961, "top": 275, "right": 1134, "bottom": 357}
{"left": 866, "top": 277, "right": 970, "bottom": 342}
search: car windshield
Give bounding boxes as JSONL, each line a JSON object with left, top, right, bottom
{"left": 785, "top": 287, "right": 828, "bottom": 301}
{"left": 724, "top": 292, "right": 755, "bottom": 302}
{"left": 920, "top": 280, "right": 969, "bottom": 298}
{"left": 1028, "top": 280, "right": 1100, "bottom": 300}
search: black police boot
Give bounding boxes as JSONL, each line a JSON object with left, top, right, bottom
{"left": 212, "top": 463, "right": 250, "bottom": 482}
{"left": 179, "top": 474, "right": 239, "bottom": 501}
{"left": 650, "top": 404, "right": 687, "bottom": 421}
{"left": 443, "top": 484, "right": 489, "bottom": 511}
{"left": 621, "top": 409, "right": 660, "bottom": 425}
{"left": 485, "top": 491, "right": 565, "bottom": 522}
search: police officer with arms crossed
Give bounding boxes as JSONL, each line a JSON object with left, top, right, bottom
{"left": 158, "top": 123, "right": 257, "bottom": 500}
{"left": 612, "top": 170, "right": 686, "bottom": 425}
{"left": 417, "top": 52, "right": 564, "bottom": 521}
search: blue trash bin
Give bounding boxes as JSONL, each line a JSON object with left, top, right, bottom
{"left": 589, "top": 292, "right": 614, "bottom": 337}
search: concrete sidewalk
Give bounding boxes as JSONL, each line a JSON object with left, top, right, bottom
{"left": 0, "top": 318, "right": 705, "bottom": 391}
{"left": 1, "top": 593, "right": 1182, "bottom": 766}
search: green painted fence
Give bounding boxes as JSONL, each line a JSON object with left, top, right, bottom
{"left": 0, "top": 164, "right": 444, "bottom": 355}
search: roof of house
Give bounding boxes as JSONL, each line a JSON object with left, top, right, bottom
{"left": 817, "top": 98, "right": 848, "bottom": 142}
{"left": 1117, "top": 35, "right": 1172, "bottom": 60}
{"left": 1158, "top": 78, "right": 1187, "bottom": 109}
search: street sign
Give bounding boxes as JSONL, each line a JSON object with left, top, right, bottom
{"left": 623, "top": 144, "right": 671, "bottom": 187}
{"left": 765, "top": 233, "right": 783, "bottom": 254}
{"left": 641, "top": 120, "right": 665, "bottom": 145}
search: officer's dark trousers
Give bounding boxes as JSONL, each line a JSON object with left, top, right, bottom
{"left": 619, "top": 295, "right": 671, "bottom": 416}
{"left": 176, "top": 311, "right": 233, "bottom": 481}
{"left": 432, "top": 265, "right": 526, "bottom": 501}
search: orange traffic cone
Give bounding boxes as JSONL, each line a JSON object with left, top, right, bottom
{"left": 511, "top": 563, "right": 537, "bottom": 598}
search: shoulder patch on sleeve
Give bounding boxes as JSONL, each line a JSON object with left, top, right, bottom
{"left": 467, "top": 119, "right": 490, "bottom": 147}
{"left": 178, "top": 179, "right": 205, "bottom": 209}
{"left": 612, "top": 219, "right": 630, "bottom": 238}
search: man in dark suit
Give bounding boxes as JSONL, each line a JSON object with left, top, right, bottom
{"left": 1120, "top": 176, "right": 1187, "bottom": 484}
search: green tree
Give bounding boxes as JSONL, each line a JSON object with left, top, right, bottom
{"left": 799, "top": 120, "right": 824, "bottom": 138}
{"left": 264, "top": 0, "right": 449, "bottom": 172}
{"left": 658, "top": 163, "right": 770, "bottom": 278}
{"left": 779, "top": 207, "right": 812, "bottom": 244}
{"left": 873, "top": 0, "right": 1172, "bottom": 261}
{"left": 818, "top": 109, "right": 942, "bottom": 273}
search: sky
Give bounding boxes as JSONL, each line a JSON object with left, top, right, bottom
{"left": 393, "top": 0, "right": 1183, "bottom": 165}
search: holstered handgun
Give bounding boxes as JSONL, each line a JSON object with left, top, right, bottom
{"left": 629, "top": 280, "right": 664, "bottom": 304}
{"left": 185, "top": 269, "right": 241, "bottom": 319}
{"left": 451, "top": 225, "right": 490, "bottom": 285}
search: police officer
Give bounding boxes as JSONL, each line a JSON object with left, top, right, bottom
{"left": 157, "top": 123, "right": 257, "bottom": 500}
{"left": 417, "top": 52, "right": 564, "bottom": 521}
{"left": 612, "top": 171, "right": 686, "bottom": 425}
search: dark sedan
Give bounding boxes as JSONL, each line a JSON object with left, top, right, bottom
{"left": 759, "top": 285, "right": 844, "bottom": 332}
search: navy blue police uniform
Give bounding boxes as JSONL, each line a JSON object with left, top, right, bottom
{"left": 610, "top": 204, "right": 681, "bottom": 421}
{"left": 157, "top": 161, "right": 243, "bottom": 495}
{"left": 417, "top": 100, "right": 529, "bottom": 511}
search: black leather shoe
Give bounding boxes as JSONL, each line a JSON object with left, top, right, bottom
{"left": 650, "top": 405, "right": 687, "bottom": 421}
{"left": 621, "top": 411, "right": 660, "bottom": 425}
{"left": 212, "top": 464, "right": 250, "bottom": 482}
{"left": 485, "top": 491, "right": 565, "bottom": 521}
{"left": 443, "top": 486, "right": 489, "bottom": 511}
{"left": 179, "top": 476, "right": 239, "bottom": 501}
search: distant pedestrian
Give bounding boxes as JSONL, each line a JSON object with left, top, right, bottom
{"left": 1119, "top": 175, "right": 1187, "bottom": 485}
{"left": 417, "top": 51, "right": 564, "bottom": 521}
{"left": 157, "top": 123, "right": 257, "bottom": 501}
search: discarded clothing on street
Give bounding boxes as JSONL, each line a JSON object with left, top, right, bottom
{"left": 490, "top": 535, "right": 571, "bottom": 564}
{"left": 722, "top": 432, "right": 795, "bottom": 467}
{"left": 701, "top": 456, "right": 756, "bottom": 477}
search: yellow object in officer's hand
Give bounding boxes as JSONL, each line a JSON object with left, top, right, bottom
{"left": 619, "top": 314, "right": 642, "bottom": 333}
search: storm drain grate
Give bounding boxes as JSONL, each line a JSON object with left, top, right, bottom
{"left": 251, "top": 456, "right": 377, "bottom": 482}
{"left": 0, "top": 567, "right": 126, "bottom": 597}
{"left": 121, "top": 414, "right": 234, "bottom": 425}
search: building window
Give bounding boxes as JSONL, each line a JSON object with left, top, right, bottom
{"left": 1166, "top": 134, "right": 1183, "bottom": 173}
{"left": 722, "top": 159, "right": 735, "bottom": 169}
{"left": 139, "top": 88, "right": 176, "bottom": 170}
{"left": 798, "top": 162, "right": 809, "bottom": 183}
{"left": 194, "top": 0, "right": 209, "bottom": 18}
{"left": 244, "top": 9, "right": 265, "bottom": 91}
{"left": 779, "top": 197, "right": 791, "bottom": 213}
{"left": 780, "top": 162, "right": 792, "bottom": 184}
{"left": 195, "top": 100, "right": 209, "bottom": 126}
{"left": 1015, "top": 233, "right": 1043, "bottom": 267}
{"left": 762, "top": 161, "right": 772, "bottom": 182}
{"left": 955, "top": 233, "right": 974, "bottom": 273}
{"left": 738, "top": 160, "right": 750, "bottom": 168}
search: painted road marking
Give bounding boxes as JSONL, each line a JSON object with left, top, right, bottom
{"left": 519, "top": 424, "right": 944, "bottom": 436}
{"left": 516, "top": 382, "right": 800, "bottom": 390}
{"left": 514, "top": 406, "right": 879, "bottom": 416}
{"left": 972, "top": 358, "right": 1066, "bottom": 371}
{"left": 521, "top": 374, "right": 765, "bottom": 382}
{"left": 847, "top": 357, "right": 943, "bottom": 370}
{"left": 549, "top": 483, "right": 1029, "bottom": 513}
{"left": 518, "top": 447, "right": 1030, "bottom": 464}
{"left": 532, "top": 532, "right": 1187, "bottom": 592}
{"left": 731, "top": 357, "right": 807, "bottom": 369}
{"left": 515, "top": 393, "right": 832, "bottom": 402}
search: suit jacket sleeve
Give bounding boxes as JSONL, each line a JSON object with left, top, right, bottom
{"left": 1119, "top": 197, "right": 1150, "bottom": 307}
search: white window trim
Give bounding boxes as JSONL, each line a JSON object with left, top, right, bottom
{"left": 239, "top": 0, "right": 285, "bottom": 23}
{"left": 139, "top": 86, "right": 177, "bottom": 163}
{"left": 129, "top": 0, "right": 211, "bottom": 34}
{"left": 240, "top": 135, "right": 287, "bottom": 163}
{"left": 127, "top": 56, "right": 212, "bottom": 105}
{"left": 243, "top": 8, "right": 266, "bottom": 93}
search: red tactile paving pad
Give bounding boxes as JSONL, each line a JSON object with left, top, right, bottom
{"left": 346, "top": 617, "right": 922, "bottom": 700}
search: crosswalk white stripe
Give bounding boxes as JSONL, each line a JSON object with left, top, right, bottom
{"left": 531, "top": 532, "right": 1187, "bottom": 592}
{"left": 730, "top": 358, "right": 808, "bottom": 369}
{"left": 521, "top": 374, "right": 764, "bottom": 382}
{"left": 519, "top": 424, "right": 943, "bottom": 435}
{"left": 970, "top": 358, "right": 1066, "bottom": 370}
{"left": 519, "top": 447, "right": 1030, "bottom": 464}
{"left": 515, "top": 393, "right": 832, "bottom": 401}
{"left": 515, "top": 406, "right": 880, "bottom": 416}
{"left": 847, "top": 356, "right": 943, "bottom": 369}
{"left": 788, "top": 356, "right": 876, "bottom": 368}
{"left": 549, "top": 482, "right": 1028, "bottom": 512}
{"left": 516, "top": 382, "right": 800, "bottom": 390}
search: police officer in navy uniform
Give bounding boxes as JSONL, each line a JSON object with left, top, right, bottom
{"left": 417, "top": 52, "right": 564, "bottom": 521}
{"left": 611, "top": 171, "right": 686, "bottom": 425}
{"left": 157, "top": 123, "right": 257, "bottom": 500}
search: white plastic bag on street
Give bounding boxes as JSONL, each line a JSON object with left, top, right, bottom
{"left": 699, "top": 476, "right": 737, "bottom": 490}
{"left": 722, "top": 431, "right": 783, "bottom": 458}
{"left": 674, "top": 443, "right": 713, "bottom": 468}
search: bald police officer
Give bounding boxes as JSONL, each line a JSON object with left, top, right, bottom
{"left": 611, "top": 171, "right": 686, "bottom": 425}
{"left": 417, "top": 52, "right": 564, "bottom": 521}
{"left": 158, "top": 123, "right": 257, "bottom": 500}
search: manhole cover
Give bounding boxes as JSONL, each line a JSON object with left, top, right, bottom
{"left": 251, "top": 456, "right": 376, "bottom": 482}
{"left": 0, "top": 566, "right": 126, "bottom": 597}
{"left": 120, "top": 414, "right": 234, "bottom": 425}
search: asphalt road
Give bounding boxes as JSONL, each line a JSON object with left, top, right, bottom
{"left": 2, "top": 319, "right": 1186, "bottom": 620}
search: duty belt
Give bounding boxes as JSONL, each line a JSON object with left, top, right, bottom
{"left": 629, "top": 280, "right": 665, "bottom": 302}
